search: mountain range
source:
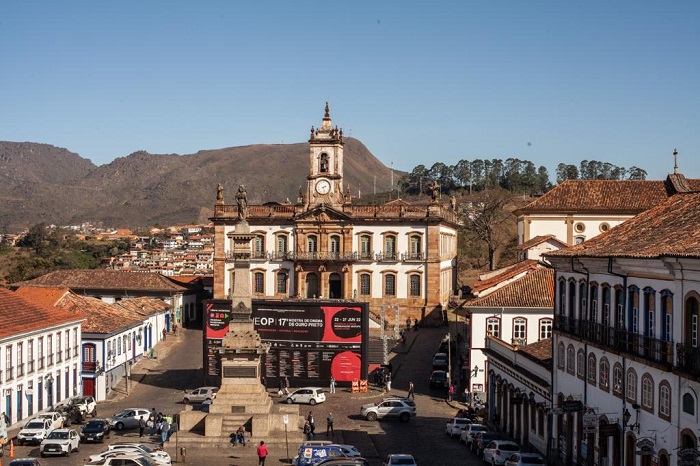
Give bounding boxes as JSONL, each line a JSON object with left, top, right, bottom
{"left": 0, "top": 139, "right": 396, "bottom": 231}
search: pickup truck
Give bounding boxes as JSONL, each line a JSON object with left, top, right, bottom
{"left": 67, "top": 396, "right": 97, "bottom": 418}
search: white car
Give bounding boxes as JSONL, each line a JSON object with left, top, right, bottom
{"left": 504, "top": 453, "right": 546, "bottom": 466}
{"left": 90, "top": 449, "right": 171, "bottom": 466}
{"left": 17, "top": 418, "right": 53, "bottom": 445}
{"left": 182, "top": 386, "right": 218, "bottom": 404}
{"left": 35, "top": 411, "right": 64, "bottom": 430}
{"left": 285, "top": 387, "right": 326, "bottom": 405}
{"left": 66, "top": 395, "right": 98, "bottom": 417}
{"left": 86, "top": 452, "right": 157, "bottom": 466}
{"left": 445, "top": 417, "right": 471, "bottom": 437}
{"left": 483, "top": 440, "right": 520, "bottom": 465}
{"left": 383, "top": 454, "right": 417, "bottom": 466}
{"left": 108, "top": 442, "right": 172, "bottom": 464}
{"left": 39, "top": 428, "right": 80, "bottom": 456}
{"left": 459, "top": 423, "right": 489, "bottom": 446}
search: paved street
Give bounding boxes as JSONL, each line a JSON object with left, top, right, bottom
{"left": 5, "top": 324, "right": 487, "bottom": 466}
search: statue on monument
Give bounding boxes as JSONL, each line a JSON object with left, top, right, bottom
{"left": 430, "top": 180, "right": 441, "bottom": 203}
{"left": 216, "top": 183, "right": 224, "bottom": 202}
{"left": 236, "top": 185, "right": 248, "bottom": 221}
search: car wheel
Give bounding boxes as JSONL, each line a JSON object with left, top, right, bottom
{"left": 286, "top": 398, "right": 293, "bottom": 404}
{"left": 183, "top": 398, "right": 190, "bottom": 404}
{"left": 366, "top": 412, "right": 378, "bottom": 421}
{"left": 75, "top": 444, "right": 80, "bottom": 452}
{"left": 399, "top": 412, "right": 410, "bottom": 422}
{"left": 309, "top": 399, "right": 317, "bottom": 406}
{"left": 205, "top": 398, "right": 212, "bottom": 403}
{"left": 92, "top": 410, "right": 97, "bottom": 418}
{"left": 115, "top": 422, "right": 125, "bottom": 431}
{"left": 65, "top": 419, "right": 71, "bottom": 427}
{"left": 41, "top": 452, "right": 46, "bottom": 458}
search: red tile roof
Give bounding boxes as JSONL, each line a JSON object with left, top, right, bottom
{"left": 518, "top": 338, "right": 553, "bottom": 366}
{"left": 116, "top": 297, "right": 170, "bottom": 317}
{"left": 470, "top": 260, "right": 540, "bottom": 294}
{"left": 11, "top": 269, "right": 187, "bottom": 292}
{"left": 516, "top": 235, "right": 567, "bottom": 251}
{"left": 0, "top": 288, "right": 84, "bottom": 339}
{"left": 464, "top": 267, "right": 554, "bottom": 308}
{"left": 516, "top": 178, "right": 700, "bottom": 215}
{"left": 54, "top": 293, "right": 143, "bottom": 334}
{"left": 546, "top": 192, "right": 700, "bottom": 259}
{"left": 14, "top": 286, "right": 71, "bottom": 307}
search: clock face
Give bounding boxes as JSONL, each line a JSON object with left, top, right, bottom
{"left": 316, "top": 179, "right": 331, "bottom": 195}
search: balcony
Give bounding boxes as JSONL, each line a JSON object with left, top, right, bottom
{"left": 82, "top": 361, "right": 98, "bottom": 372}
{"left": 555, "top": 315, "right": 673, "bottom": 368}
{"left": 676, "top": 344, "right": 700, "bottom": 376}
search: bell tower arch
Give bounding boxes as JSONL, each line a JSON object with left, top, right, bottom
{"left": 306, "top": 102, "right": 345, "bottom": 207}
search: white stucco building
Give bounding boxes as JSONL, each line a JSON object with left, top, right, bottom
{"left": 546, "top": 174, "right": 700, "bottom": 466}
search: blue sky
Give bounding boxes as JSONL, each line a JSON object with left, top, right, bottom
{"left": 1, "top": 1, "right": 698, "bottom": 181}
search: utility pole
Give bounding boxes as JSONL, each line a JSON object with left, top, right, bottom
{"left": 373, "top": 176, "right": 376, "bottom": 195}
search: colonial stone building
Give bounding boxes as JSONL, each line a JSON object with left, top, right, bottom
{"left": 212, "top": 104, "right": 460, "bottom": 321}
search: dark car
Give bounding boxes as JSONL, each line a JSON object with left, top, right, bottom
{"left": 473, "top": 431, "right": 503, "bottom": 455}
{"left": 429, "top": 370, "right": 449, "bottom": 389}
{"left": 79, "top": 419, "right": 111, "bottom": 443}
{"left": 9, "top": 460, "right": 45, "bottom": 466}
{"left": 55, "top": 404, "right": 83, "bottom": 427}
{"left": 317, "top": 458, "right": 370, "bottom": 466}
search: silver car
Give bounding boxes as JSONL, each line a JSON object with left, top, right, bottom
{"left": 360, "top": 397, "right": 416, "bottom": 422}
{"left": 182, "top": 386, "right": 218, "bottom": 404}
{"left": 106, "top": 408, "right": 151, "bottom": 431}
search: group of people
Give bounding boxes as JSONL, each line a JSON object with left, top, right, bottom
{"left": 138, "top": 408, "right": 175, "bottom": 445}
{"left": 405, "top": 317, "right": 420, "bottom": 330}
{"left": 302, "top": 411, "right": 335, "bottom": 440}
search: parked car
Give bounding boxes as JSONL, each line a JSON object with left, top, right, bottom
{"left": 429, "top": 370, "right": 449, "bottom": 389}
{"left": 17, "top": 419, "right": 53, "bottom": 446}
{"left": 286, "top": 387, "right": 326, "bottom": 405}
{"left": 360, "top": 397, "right": 416, "bottom": 422}
{"left": 79, "top": 419, "right": 111, "bottom": 443}
{"left": 445, "top": 417, "right": 471, "bottom": 437}
{"left": 8, "top": 459, "right": 46, "bottom": 466}
{"left": 432, "top": 353, "right": 449, "bottom": 370}
{"left": 482, "top": 440, "right": 520, "bottom": 465}
{"left": 294, "top": 444, "right": 350, "bottom": 466}
{"left": 316, "top": 459, "right": 369, "bottom": 466}
{"left": 66, "top": 396, "right": 97, "bottom": 418}
{"left": 504, "top": 453, "right": 546, "bottom": 466}
{"left": 459, "top": 423, "right": 489, "bottom": 446}
{"left": 182, "top": 386, "right": 219, "bottom": 404}
{"left": 89, "top": 449, "right": 170, "bottom": 466}
{"left": 473, "top": 432, "right": 503, "bottom": 455}
{"left": 39, "top": 428, "right": 80, "bottom": 457}
{"left": 34, "top": 412, "right": 64, "bottom": 430}
{"left": 85, "top": 452, "right": 156, "bottom": 466}
{"left": 107, "top": 442, "right": 172, "bottom": 464}
{"left": 106, "top": 408, "right": 151, "bottom": 430}
{"left": 382, "top": 454, "right": 417, "bottom": 466}
{"left": 55, "top": 403, "right": 83, "bottom": 427}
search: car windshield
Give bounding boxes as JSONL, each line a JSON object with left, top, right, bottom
{"left": 25, "top": 421, "right": 45, "bottom": 429}
{"left": 474, "top": 426, "right": 488, "bottom": 431}
{"left": 501, "top": 444, "right": 520, "bottom": 451}
{"left": 454, "top": 419, "right": 470, "bottom": 425}
{"left": 522, "top": 457, "right": 545, "bottom": 464}
{"left": 47, "top": 431, "right": 68, "bottom": 439}
{"left": 391, "top": 459, "right": 416, "bottom": 465}
{"left": 85, "top": 420, "right": 104, "bottom": 429}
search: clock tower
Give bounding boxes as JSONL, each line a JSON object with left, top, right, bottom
{"left": 306, "top": 102, "right": 344, "bottom": 207}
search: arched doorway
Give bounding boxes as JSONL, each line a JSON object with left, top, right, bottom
{"left": 625, "top": 433, "right": 636, "bottom": 466}
{"left": 328, "top": 273, "right": 342, "bottom": 299}
{"left": 306, "top": 273, "right": 319, "bottom": 299}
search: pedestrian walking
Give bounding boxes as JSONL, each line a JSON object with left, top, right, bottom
{"left": 385, "top": 372, "right": 392, "bottom": 392}
{"left": 172, "top": 323, "right": 178, "bottom": 336}
{"left": 448, "top": 384, "right": 455, "bottom": 402}
{"left": 257, "top": 440, "right": 269, "bottom": 466}
{"left": 406, "top": 317, "right": 411, "bottom": 330}
{"left": 160, "top": 418, "right": 170, "bottom": 445}
{"left": 138, "top": 416, "right": 146, "bottom": 438}
{"left": 303, "top": 420, "right": 313, "bottom": 440}
{"left": 326, "top": 413, "right": 334, "bottom": 437}
{"left": 162, "top": 327, "right": 167, "bottom": 341}
{"left": 407, "top": 381, "right": 415, "bottom": 400}
{"left": 284, "top": 376, "right": 290, "bottom": 395}
{"left": 329, "top": 376, "right": 336, "bottom": 394}
{"left": 413, "top": 317, "right": 419, "bottom": 330}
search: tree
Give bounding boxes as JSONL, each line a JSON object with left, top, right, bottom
{"left": 459, "top": 189, "right": 516, "bottom": 271}
{"left": 628, "top": 166, "right": 648, "bottom": 180}
{"left": 556, "top": 164, "right": 579, "bottom": 184}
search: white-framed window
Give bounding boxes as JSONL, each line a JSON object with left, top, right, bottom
{"left": 599, "top": 359, "right": 609, "bottom": 389}
{"left": 276, "top": 235, "right": 288, "bottom": 257}
{"left": 627, "top": 369, "right": 637, "bottom": 402}
{"left": 613, "top": 364, "right": 623, "bottom": 395}
{"left": 409, "top": 236, "right": 422, "bottom": 259}
{"left": 384, "top": 235, "right": 397, "bottom": 259}
{"left": 566, "top": 345, "right": 575, "bottom": 374}
{"left": 254, "top": 235, "right": 265, "bottom": 258}
{"left": 642, "top": 375, "right": 654, "bottom": 410}
{"left": 513, "top": 318, "right": 526, "bottom": 341}
{"left": 659, "top": 382, "right": 671, "bottom": 418}
{"left": 330, "top": 235, "right": 340, "bottom": 254}
{"left": 360, "top": 235, "right": 371, "bottom": 259}
{"left": 539, "top": 319, "right": 552, "bottom": 340}
{"left": 307, "top": 235, "right": 318, "bottom": 253}
{"left": 486, "top": 318, "right": 500, "bottom": 338}
{"left": 587, "top": 354, "right": 596, "bottom": 385}
{"left": 557, "top": 343, "right": 565, "bottom": 370}
{"left": 577, "top": 350, "right": 585, "bottom": 378}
